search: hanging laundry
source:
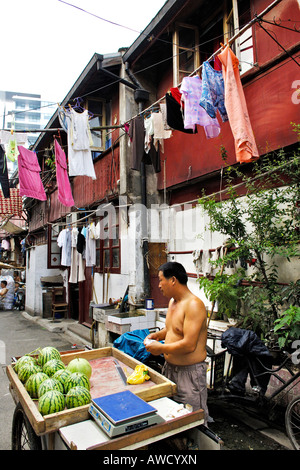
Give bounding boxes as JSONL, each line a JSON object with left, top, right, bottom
{"left": 54, "top": 139, "right": 75, "bottom": 208}
{"left": 170, "top": 87, "right": 184, "bottom": 107}
{"left": 0, "top": 131, "right": 28, "bottom": 163}
{"left": 85, "top": 224, "right": 96, "bottom": 267}
{"left": 180, "top": 75, "right": 220, "bottom": 138}
{"left": 57, "top": 105, "right": 69, "bottom": 133}
{"left": 1, "top": 238, "right": 10, "bottom": 251}
{"left": 214, "top": 56, "right": 222, "bottom": 71}
{"left": 18, "top": 146, "right": 47, "bottom": 201}
{"left": 217, "top": 46, "right": 259, "bottom": 163}
{"left": 165, "top": 93, "right": 196, "bottom": 134}
{"left": 200, "top": 61, "right": 228, "bottom": 122}
{"left": 0, "top": 145, "right": 10, "bottom": 199}
{"left": 66, "top": 108, "right": 96, "bottom": 179}
{"left": 76, "top": 227, "right": 86, "bottom": 254}
{"left": 159, "top": 103, "right": 172, "bottom": 131}
{"left": 0, "top": 131, "right": 28, "bottom": 147}
{"left": 0, "top": 188, "right": 22, "bottom": 216}
{"left": 57, "top": 228, "right": 72, "bottom": 267}
{"left": 144, "top": 114, "right": 154, "bottom": 153}
{"left": 129, "top": 115, "right": 161, "bottom": 172}
{"left": 152, "top": 111, "right": 172, "bottom": 152}
{"left": 69, "top": 227, "right": 85, "bottom": 283}
{"left": 6, "top": 139, "right": 19, "bottom": 162}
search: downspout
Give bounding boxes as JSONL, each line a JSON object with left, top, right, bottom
{"left": 125, "top": 62, "right": 151, "bottom": 300}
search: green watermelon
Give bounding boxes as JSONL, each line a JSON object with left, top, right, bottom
{"left": 66, "top": 386, "right": 91, "bottom": 409}
{"left": 65, "top": 372, "right": 90, "bottom": 393}
{"left": 38, "top": 390, "right": 65, "bottom": 416}
{"left": 14, "top": 355, "right": 36, "bottom": 374}
{"left": 25, "top": 372, "right": 49, "bottom": 399}
{"left": 38, "top": 347, "right": 61, "bottom": 367}
{"left": 43, "top": 359, "right": 65, "bottom": 377}
{"left": 18, "top": 363, "right": 42, "bottom": 384}
{"left": 38, "top": 378, "right": 64, "bottom": 398}
{"left": 53, "top": 369, "right": 72, "bottom": 393}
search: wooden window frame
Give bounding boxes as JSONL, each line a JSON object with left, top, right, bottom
{"left": 85, "top": 97, "right": 111, "bottom": 153}
{"left": 173, "top": 23, "right": 200, "bottom": 86}
{"left": 223, "top": 0, "right": 254, "bottom": 74}
{"left": 95, "top": 205, "right": 121, "bottom": 275}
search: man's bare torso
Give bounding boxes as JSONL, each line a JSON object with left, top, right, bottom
{"left": 164, "top": 293, "right": 207, "bottom": 366}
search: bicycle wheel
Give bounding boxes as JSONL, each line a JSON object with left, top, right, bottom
{"left": 285, "top": 396, "right": 300, "bottom": 450}
{"left": 11, "top": 403, "right": 42, "bottom": 450}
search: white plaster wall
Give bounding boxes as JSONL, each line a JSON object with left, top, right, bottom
{"left": 164, "top": 200, "right": 299, "bottom": 310}
{"left": 25, "top": 244, "right": 62, "bottom": 316}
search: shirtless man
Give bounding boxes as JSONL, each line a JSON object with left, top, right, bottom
{"left": 144, "top": 262, "right": 208, "bottom": 424}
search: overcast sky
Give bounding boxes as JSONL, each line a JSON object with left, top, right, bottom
{"left": 0, "top": 0, "right": 166, "bottom": 103}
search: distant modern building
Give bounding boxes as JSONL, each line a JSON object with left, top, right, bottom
{"left": 0, "top": 90, "right": 56, "bottom": 174}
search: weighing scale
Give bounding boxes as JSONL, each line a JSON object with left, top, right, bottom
{"left": 89, "top": 390, "right": 165, "bottom": 438}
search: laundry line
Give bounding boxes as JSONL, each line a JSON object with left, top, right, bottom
{"left": 126, "top": 0, "right": 284, "bottom": 124}
{"left": 1, "top": 124, "right": 125, "bottom": 134}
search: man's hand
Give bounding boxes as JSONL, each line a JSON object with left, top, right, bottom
{"left": 144, "top": 338, "right": 164, "bottom": 356}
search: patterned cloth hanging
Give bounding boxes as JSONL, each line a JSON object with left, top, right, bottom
{"left": 0, "top": 188, "right": 22, "bottom": 216}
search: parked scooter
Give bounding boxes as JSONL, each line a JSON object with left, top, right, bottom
{"left": 14, "top": 284, "right": 26, "bottom": 311}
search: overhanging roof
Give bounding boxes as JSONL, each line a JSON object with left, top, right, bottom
{"left": 33, "top": 52, "right": 128, "bottom": 152}
{"left": 122, "top": 0, "right": 190, "bottom": 65}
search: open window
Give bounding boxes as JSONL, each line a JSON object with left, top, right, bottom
{"left": 172, "top": 0, "right": 254, "bottom": 83}
{"left": 173, "top": 23, "right": 200, "bottom": 86}
{"left": 224, "top": 0, "right": 253, "bottom": 74}
{"left": 85, "top": 98, "right": 112, "bottom": 154}
{"left": 47, "top": 215, "right": 71, "bottom": 269}
{"left": 95, "top": 204, "right": 120, "bottom": 274}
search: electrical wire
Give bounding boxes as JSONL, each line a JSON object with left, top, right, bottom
{"left": 257, "top": 18, "right": 300, "bottom": 68}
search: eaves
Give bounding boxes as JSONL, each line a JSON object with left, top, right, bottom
{"left": 122, "top": 0, "right": 190, "bottom": 66}
{"left": 32, "top": 52, "right": 129, "bottom": 152}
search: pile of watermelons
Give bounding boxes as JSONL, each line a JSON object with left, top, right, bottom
{"left": 13, "top": 346, "right": 92, "bottom": 416}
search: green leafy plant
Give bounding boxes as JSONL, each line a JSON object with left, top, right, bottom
{"left": 197, "top": 139, "right": 300, "bottom": 342}
{"left": 273, "top": 306, "right": 300, "bottom": 349}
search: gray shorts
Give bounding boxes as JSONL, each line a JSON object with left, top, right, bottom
{"left": 162, "top": 361, "right": 208, "bottom": 425}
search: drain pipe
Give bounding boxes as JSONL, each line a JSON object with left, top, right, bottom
{"left": 125, "top": 62, "right": 151, "bottom": 300}
{"left": 138, "top": 101, "right": 151, "bottom": 301}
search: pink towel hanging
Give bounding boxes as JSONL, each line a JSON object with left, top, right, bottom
{"left": 18, "top": 146, "right": 47, "bottom": 201}
{"left": 54, "top": 139, "right": 75, "bottom": 207}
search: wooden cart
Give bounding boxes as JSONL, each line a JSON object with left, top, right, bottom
{"left": 7, "top": 347, "right": 220, "bottom": 450}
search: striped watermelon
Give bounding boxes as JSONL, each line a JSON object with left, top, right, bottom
{"left": 14, "top": 355, "right": 36, "bottom": 374}
{"left": 66, "top": 386, "right": 91, "bottom": 409}
{"left": 18, "top": 363, "right": 42, "bottom": 384}
{"left": 53, "top": 369, "right": 72, "bottom": 393}
{"left": 65, "top": 372, "right": 90, "bottom": 393}
{"left": 25, "top": 372, "right": 49, "bottom": 399}
{"left": 38, "top": 347, "right": 61, "bottom": 367}
{"left": 38, "top": 378, "right": 64, "bottom": 398}
{"left": 43, "top": 359, "right": 65, "bottom": 377}
{"left": 38, "top": 390, "right": 65, "bottom": 416}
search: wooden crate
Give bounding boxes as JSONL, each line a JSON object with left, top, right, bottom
{"left": 7, "top": 347, "right": 176, "bottom": 436}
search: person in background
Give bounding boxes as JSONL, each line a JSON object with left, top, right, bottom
{"left": 0, "top": 280, "right": 8, "bottom": 298}
{"left": 144, "top": 261, "right": 209, "bottom": 425}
